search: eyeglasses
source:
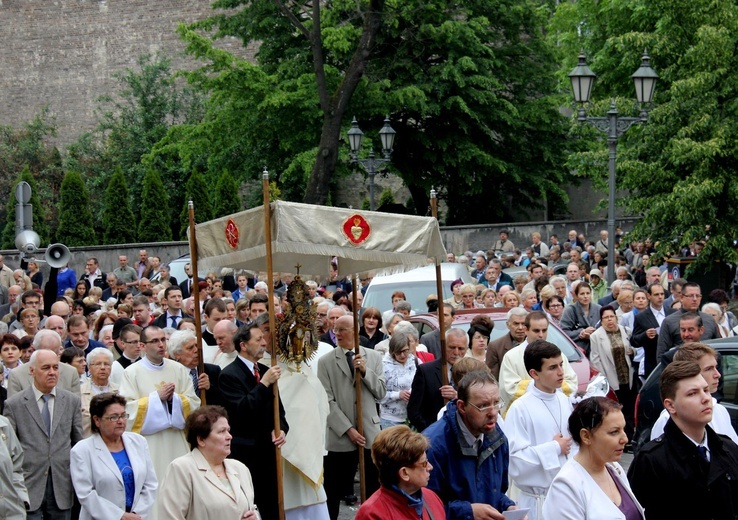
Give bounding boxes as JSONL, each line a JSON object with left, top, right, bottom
{"left": 102, "top": 413, "right": 129, "bottom": 422}
{"left": 121, "top": 339, "right": 139, "bottom": 346}
{"left": 548, "top": 304, "right": 563, "bottom": 309}
{"left": 412, "top": 459, "right": 430, "bottom": 469}
{"left": 397, "top": 348, "right": 411, "bottom": 356}
{"left": 142, "top": 338, "right": 166, "bottom": 344}
{"left": 317, "top": 313, "right": 328, "bottom": 317}
{"left": 466, "top": 400, "right": 504, "bottom": 413}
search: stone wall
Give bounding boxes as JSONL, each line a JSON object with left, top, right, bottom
{"left": 0, "top": 0, "right": 252, "bottom": 146}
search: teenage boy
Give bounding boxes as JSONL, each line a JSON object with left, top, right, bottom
{"left": 628, "top": 361, "right": 738, "bottom": 519}
{"left": 504, "top": 340, "right": 575, "bottom": 520}
{"left": 649, "top": 342, "right": 737, "bottom": 442}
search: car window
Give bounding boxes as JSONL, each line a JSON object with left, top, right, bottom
{"left": 363, "top": 283, "right": 450, "bottom": 314}
{"left": 722, "top": 351, "right": 738, "bottom": 405}
{"left": 452, "top": 319, "right": 582, "bottom": 363}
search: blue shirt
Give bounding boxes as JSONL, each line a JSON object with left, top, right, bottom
{"left": 111, "top": 448, "right": 135, "bottom": 511}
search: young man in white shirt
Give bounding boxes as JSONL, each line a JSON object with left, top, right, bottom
{"left": 505, "top": 340, "right": 575, "bottom": 520}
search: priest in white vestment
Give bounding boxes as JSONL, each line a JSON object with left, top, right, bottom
{"left": 120, "top": 326, "right": 200, "bottom": 487}
{"left": 505, "top": 340, "right": 577, "bottom": 520}
{"left": 257, "top": 315, "right": 332, "bottom": 520}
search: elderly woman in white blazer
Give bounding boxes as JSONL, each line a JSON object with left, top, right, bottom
{"left": 158, "top": 406, "right": 259, "bottom": 520}
{"left": 71, "top": 393, "right": 158, "bottom": 520}
{"left": 589, "top": 305, "right": 637, "bottom": 438}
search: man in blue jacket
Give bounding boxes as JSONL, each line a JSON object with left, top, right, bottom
{"left": 425, "top": 370, "right": 520, "bottom": 519}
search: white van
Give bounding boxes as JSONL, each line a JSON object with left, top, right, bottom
{"left": 362, "top": 263, "right": 474, "bottom": 314}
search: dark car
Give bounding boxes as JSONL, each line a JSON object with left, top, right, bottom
{"left": 632, "top": 338, "right": 738, "bottom": 453}
{"left": 409, "top": 308, "right": 595, "bottom": 393}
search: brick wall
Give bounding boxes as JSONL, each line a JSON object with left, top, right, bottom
{"left": 0, "top": 0, "right": 254, "bottom": 146}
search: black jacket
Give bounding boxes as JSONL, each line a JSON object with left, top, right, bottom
{"left": 628, "top": 419, "right": 738, "bottom": 519}
{"left": 407, "top": 358, "right": 446, "bottom": 432}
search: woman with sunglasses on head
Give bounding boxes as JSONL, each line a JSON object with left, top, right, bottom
{"left": 543, "top": 397, "right": 644, "bottom": 519}
{"left": 356, "top": 425, "right": 445, "bottom": 520}
{"left": 71, "top": 393, "right": 158, "bottom": 520}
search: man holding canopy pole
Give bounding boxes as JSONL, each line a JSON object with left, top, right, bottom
{"left": 317, "top": 314, "right": 386, "bottom": 520}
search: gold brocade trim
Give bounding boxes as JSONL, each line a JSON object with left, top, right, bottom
{"left": 131, "top": 397, "right": 148, "bottom": 433}
{"left": 561, "top": 381, "right": 574, "bottom": 396}
{"left": 181, "top": 395, "right": 192, "bottom": 418}
{"left": 286, "top": 459, "right": 324, "bottom": 490}
{"left": 503, "top": 379, "right": 531, "bottom": 419}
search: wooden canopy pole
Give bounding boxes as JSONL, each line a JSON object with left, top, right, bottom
{"left": 351, "top": 278, "right": 366, "bottom": 502}
{"left": 262, "top": 168, "right": 285, "bottom": 520}
{"left": 430, "top": 189, "right": 449, "bottom": 390}
{"left": 187, "top": 201, "right": 207, "bottom": 405}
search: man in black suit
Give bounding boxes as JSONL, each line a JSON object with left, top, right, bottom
{"left": 152, "top": 286, "right": 190, "bottom": 329}
{"left": 407, "top": 328, "right": 469, "bottom": 432}
{"left": 178, "top": 263, "right": 204, "bottom": 299}
{"left": 319, "top": 306, "right": 346, "bottom": 347}
{"left": 632, "top": 282, "right": 674, "bottom": 376}
{"left": 168, "top": 329, "right": 221, "bottom": 406}
{"left": 219, "top": 322, "right": 288, "bottom": 520}
{"left": 419, "top": 303, "right": 455, "bottom": 360}
{"left": 201, "top": 298, "right": 228, "bottom": 346}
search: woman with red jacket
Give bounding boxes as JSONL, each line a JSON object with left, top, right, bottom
{"left": 357, "top": 425, "right": 446, "bottom": 520}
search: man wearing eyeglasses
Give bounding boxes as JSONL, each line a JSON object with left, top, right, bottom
{"left": 656, "top": 282, "right": 720, "bottom": 362}
{"left": 424, "top": 370, "right": 520, "bottom": 520}
{"left": 317, "top": 315, "right": 386, "bottom": 520}
{"left": 119, "top": 326, "right": 200, "bottom": 483}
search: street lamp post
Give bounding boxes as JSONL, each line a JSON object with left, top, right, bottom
{"left": 569, "top": 50, "right": 658, "bottom": 284}
{"left": 348, "top": 116, "right": 396, "bottom": 211}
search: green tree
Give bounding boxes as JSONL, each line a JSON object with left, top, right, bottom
{"left": 139, "top": 169, "right": 172, "bottom": 242}
{"left": 1, "top": 166, "right": 50, "bottom": 249}
{"left": 552, "top": 0, "right": 738, "bottom": 273}
{"left": 179, "top": 169, "right": 213, "bottom": 239}
{"left": 159, "top": 0, "right": 569, "bottom": 222}
{"left": 70, "top": 53, "right": 204, "bottom": 229}
{"left": 102, "top": 168, "right": 136, "bottom": 244}
{"left": 213, "top": 170, "right": 241, "bottom": 218}
{"left": 377, "top": 187, "right": 394, "bottom": 209}
{"left": 57, "top": 171, "right": 96, "bottom": 246}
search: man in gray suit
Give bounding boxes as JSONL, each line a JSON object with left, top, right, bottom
{"left": 656, "top": 282, "right": 720, "bottom": 361}
{"left": 4, "top": 349, "right": 83, "bottom": 519}
{"left": 7, "top": 330, "right": 80, "bottom": 397}
{"left": 317, "top": 315, "right": 386, "bottom": 520}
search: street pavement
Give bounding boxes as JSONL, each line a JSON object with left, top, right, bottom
{"left": 337, "top": 453, "right": 635, "bottom": 519}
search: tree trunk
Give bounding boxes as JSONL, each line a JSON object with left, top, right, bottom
{"left": 302, "top": 0, "right": 386, "bottom": 205}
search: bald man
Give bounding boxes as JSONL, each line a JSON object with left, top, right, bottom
{"left": 212, "top": 320, "right": 238, "bottom": 368}
{"left": 44, "top": 315, "right": 68, "bottom": 343}
{"left": 317, "top": 315, "right": 385, "bottom": 519}
{"left": 7, "top": 330, "right": 80, "bottom": 397}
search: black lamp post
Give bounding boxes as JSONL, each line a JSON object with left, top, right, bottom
{"left": 569, "top": 50, "right": 658, "bottom": 284}
{"left": 348, "top": 116, "right": 396, "bottom": 211}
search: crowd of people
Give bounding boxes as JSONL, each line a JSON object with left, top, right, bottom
{"left": 0, "top": 228, "right": 736, "bottom": 520}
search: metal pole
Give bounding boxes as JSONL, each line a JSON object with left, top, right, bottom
{"left": 606, "top": 103, "right": 618, "bottom": 285}
{"left": 369, "top": 151, "right": 376, "bottom": 211}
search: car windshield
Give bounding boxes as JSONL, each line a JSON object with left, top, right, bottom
{"left": 363, "top": 283, "right": 450, "bottom": 314}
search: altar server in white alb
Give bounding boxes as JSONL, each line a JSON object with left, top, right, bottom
{"left": 504, "top": 340, "right": 576, "bottom": 520}
{"left": 119, "top": 325, "right": 200, "bottom": 486}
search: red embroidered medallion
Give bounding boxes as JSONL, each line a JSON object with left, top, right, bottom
{"left": 342, "top": 214, "right": 371, "bottom": 246}
{"left": 225, "top": 219, "right": 240, "bottom": 249}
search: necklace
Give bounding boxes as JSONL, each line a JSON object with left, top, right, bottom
{"left": 210, "top": 464, "right": 226, "bottom": 478}
{"left": 536, "top": 393, "right": 562, "bottom": 433}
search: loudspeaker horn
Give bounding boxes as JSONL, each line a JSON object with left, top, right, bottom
{"left": 45, "top": 243, "right": 71, "bottom": 268}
